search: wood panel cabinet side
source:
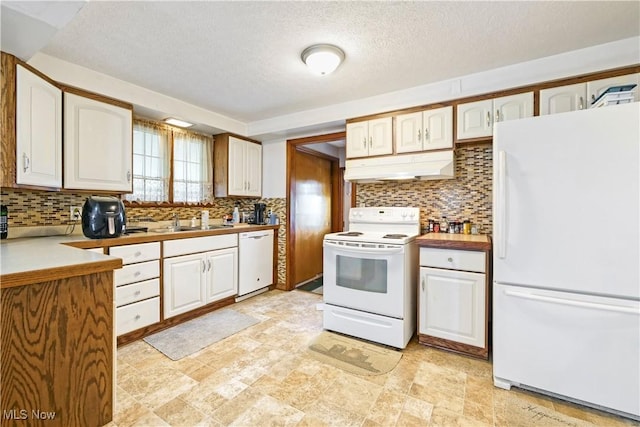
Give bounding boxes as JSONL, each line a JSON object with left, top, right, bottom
{"left": 0, "top": 271, "right": 114, "bottom": 426}
{"left": 1, "top": 52, "right": 17, "bottom": 188}
{"left": 213, "top": 133, "right": 230, "bottom": 197}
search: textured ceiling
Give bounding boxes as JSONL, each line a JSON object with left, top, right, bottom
{"left": 38, "top": 1, "right": 640, "bottom": 124}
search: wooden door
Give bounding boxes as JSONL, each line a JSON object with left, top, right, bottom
{"left": 292, "top": 149, "right": 333, "bottom": 286}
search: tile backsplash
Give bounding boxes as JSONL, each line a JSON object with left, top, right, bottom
{"left": 355, "top": 145, "right": 493, "bottom": 235}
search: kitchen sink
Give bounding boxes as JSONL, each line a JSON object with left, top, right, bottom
{"left": 148, "top": 224, "right": 233, "bottom": 233}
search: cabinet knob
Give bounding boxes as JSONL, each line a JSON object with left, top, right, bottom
{"left": 369, "top": 136, "right": 372, "bottom": 148}
{"left": 207, "top": 259, "right": 212, "bottom": 271}
{"left": 424, "top": 128, "right": 429, "bottom": 141}
{"left": 134, "top": 271, "right": 141, "bottom": 277}
{"left": 134, "top": 314, "right": 141, "bottom": 320}
{"left": 362, "top": 137, "right": 366, "bottom": 148}
{"left": 486, "top": 112, "right": 491, "bottom": 127}
{"left": 134, "top": 290, "right": 141, "bottom": 296}
{"left": 421, "top": 278, "right": 425, "bottom": 291}
{"left": 417, "top": 129, "right": 421, "bottom": 141}
{"left": 127, "top": 170, "right": 131, "bottom": 182}
{"left": 23, "top": 153, "right": 30, "bottom": 172}
{"left": 495, "top": 110, "right": 500, "bottom": 123}
{"left": 134, "top": 251, "right": 142, "bottom": 257}
{"left": 579, "top": 97, "right": 584, "bottom": 110}
{"left": 447, "top": 257, "right": 453, "bottom": 262}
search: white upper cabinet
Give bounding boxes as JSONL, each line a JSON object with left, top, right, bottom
{"left": 457, "top": 99, "right": 493, "bottom": 140}
{"left": 457, "top": 92, "right": 533, "bottom": 140}
{"left": 540, "top": 73, "right": 639, "bottom": 115}
{"left": 346, "top": 117, "right": 392, "bottom": 158}
{"left": 540, "top": 83, "right": 587, "bottom": 115}
{"left": 587, "top": 73, "right": 640, "bottom": 106}
{"left": 63, "top": 92, "right": 132, "bottom": 192}
{"left": 227, "top": 136, "right": 262, "bottom": 197}
{"left": 396, "top": 106, "right": 453, "bottom": 153}
{"left": 16, "top": 65, "right": 62, "bottom": 188}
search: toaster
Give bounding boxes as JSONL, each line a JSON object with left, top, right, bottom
{"left": 81, "top": 196, "right": 126, "bottom": 239}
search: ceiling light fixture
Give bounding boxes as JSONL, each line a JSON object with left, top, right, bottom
{"left": 301, "top": 44, "right": 345, "bottom": 76}
{"left": 164, "top": 118, "right": 194, "bottom": 128}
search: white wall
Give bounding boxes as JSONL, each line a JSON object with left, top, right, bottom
{"left": 262, "top": 140, "right": 287, "bottom": 198}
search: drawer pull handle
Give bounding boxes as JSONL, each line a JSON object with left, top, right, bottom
{"left": 134, "top": 271, "right": 141, "bottom": 277}
{"left": 134, "top": 314, "right": 141, "bottom": 320}
{"left": 134, "top": 290, "right": 141, "bottom": 296}
{"left": 134, "top": 251, "right": 142, "bottom": 257}
{"left": 447, "top": 257, "right": 453, "bottom": 262}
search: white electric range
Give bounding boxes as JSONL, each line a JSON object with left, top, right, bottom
{"left": 322, "top": 207, "right": 420, "bottom": 349}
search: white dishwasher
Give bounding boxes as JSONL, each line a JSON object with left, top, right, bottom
{"left": 238, "top": 229, "right": 274, "bottom": 297}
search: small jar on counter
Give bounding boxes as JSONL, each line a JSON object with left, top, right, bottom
{"left": 463, "top": 220, "right": 472, "bottom": 234}
{"left": 428, "top": 219, "right": 435, "bottom": 233}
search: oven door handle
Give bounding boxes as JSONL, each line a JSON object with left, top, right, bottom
{"left": 324, "top": 240, "right": 403, "bottom": 255}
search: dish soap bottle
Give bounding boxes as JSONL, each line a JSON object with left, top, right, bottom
{"left": 232, "top": 204, "right": 240, "bottom": 224}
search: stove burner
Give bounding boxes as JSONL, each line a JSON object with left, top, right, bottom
{"left": 382, "top": 234, "right": 408, "bottom": 239}
{"left": 338, "top": 232, "right": 363, "bottom": 237}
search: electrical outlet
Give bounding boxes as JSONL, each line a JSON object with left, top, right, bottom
{"left": 70, "top": 206, "right": 82, "bottom": 221}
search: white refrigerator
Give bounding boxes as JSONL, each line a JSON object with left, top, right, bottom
{"left": 492, "top": 102, "right": 640, "bottom": 420}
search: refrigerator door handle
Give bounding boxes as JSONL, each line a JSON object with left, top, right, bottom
{"left": 497, "top": 150, "right": 507, "bottom": 259}
{"left": 504, "top": 289, "right": 639, "bottom": 315}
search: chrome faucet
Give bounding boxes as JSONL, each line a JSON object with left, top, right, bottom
{"left": 172, "top": 213, "right": 180, "bottom": 229}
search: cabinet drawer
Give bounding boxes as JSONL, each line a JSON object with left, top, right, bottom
{"left": 114, "top": 260, "right": 159, "bottom": 286}
{"left": 109, "top": 242, "right": 160, "bottom": 264}
{"left": 420, "top": 247, "right": 485, "bottom": 273}
{"left": 116, "top": 278, "right": 159, "bottom": 307}
{"left": 116, "top": 297, "right": 159, "bottom": 336}
{"left": 164, "top": 234, "right": 237, "bottom": 258}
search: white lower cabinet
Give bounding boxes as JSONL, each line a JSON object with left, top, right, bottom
{"left": 163, "top": 235, "right": 238, "bottom": 319}
{"left": 419, "top": 267, "right": 485, "bottom": 347}
{"left": 109, "top": 242, "right": 161, "bottom": 336}
{"left": 418, "top": 246, "right": 488, "bottom": 358}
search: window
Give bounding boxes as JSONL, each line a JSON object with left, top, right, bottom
{"left": 173, "top": 130, "right": 213, "bottom": 203}
{"left": 126, "top": 119, "right": 214, "bottom": 204}
{"left": 126, "top": 121, "right": 170, "bottom": 202}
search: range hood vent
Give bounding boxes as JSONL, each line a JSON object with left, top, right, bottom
{"left": 344, "top": 150, "right": 455, "bottom": 183}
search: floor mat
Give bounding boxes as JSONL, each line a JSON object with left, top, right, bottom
{"left": 297, "top": 276, "right": 323, "bottom": 294}
{"left": 143, "top": 309, "right": 259, "bottom": 360}
{"left": 307, "top": 331, "right": 402, "bottom": 376}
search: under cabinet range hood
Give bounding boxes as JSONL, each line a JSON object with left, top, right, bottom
{"left": 344, "top": 150, "right": 455, "bottom": 182}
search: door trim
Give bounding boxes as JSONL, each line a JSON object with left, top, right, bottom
{"left": 286, "top": 132, "right": 346, "bottom": 291}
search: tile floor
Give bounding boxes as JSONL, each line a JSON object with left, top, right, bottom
{"left": 109, "top": 290, "right": 638, "bottom": 427}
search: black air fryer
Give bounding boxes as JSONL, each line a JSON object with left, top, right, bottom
{"left": 82, "top": 196, "right": 126, "bottom": 239}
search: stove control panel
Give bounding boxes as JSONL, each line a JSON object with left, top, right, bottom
{"left": 349, "top": 207, "right": 419, "bottom": 223}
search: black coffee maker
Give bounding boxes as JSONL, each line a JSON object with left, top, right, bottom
{"left": 253, "top": 203, "right": 267, "bottom": 225}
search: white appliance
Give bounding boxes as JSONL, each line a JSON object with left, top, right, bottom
{"left": 323, "top": 207, "right": 419, "bottom": 348}
{"left": 344, "top": 151, "right": 454, "bottom": 182}
{"left": 238, "top": 230, "right": 273, "bottom": 298}
{"left": 492, "top": 102, "right": 640, "bottom": 420}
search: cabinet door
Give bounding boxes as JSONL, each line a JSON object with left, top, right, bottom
{"left": 540, "top": 83, "right": 587, "bottom": 115}
{"left": 423, "top": 106, "right": 453, "bottom": 150}
{"left": 587, "top": 73, "right": 640, "bottom": 105}
{"left": 63, "top": 92, "right": 132, "bottom": 192}
{"left": 494, "top": 92, "right": 534, "bottom": 123}
{"left": 163, "top": 254, "right": 206, "bottom": 318}
{"left": 419, "top": 267, "right": 485, "bottom": 348}
{"left": 395, "top": 111, "right": 423, "bottom": 154}
{"left": 205, "top": 247, "right": 238, "bottom": 303}
{"left": 368, "top": 117, "right": 393, "bottom": 156}
{"left": 228, "top": 136, "right": 247, "bottom": 196}
{"left": 456, "top": 99, "right": 493, "bottom": 140}
{"left": 245, "top": 142, "right": 262, "bottom": 197}
{"left": 16, "top": 65, "right": 62, "bottom": 188}
{"left": 346, "top": 121, "right": 369, "bottom": 158}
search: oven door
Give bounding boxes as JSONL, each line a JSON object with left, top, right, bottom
{"left": 323, "top": 239, "right": 405, "bottom": 318}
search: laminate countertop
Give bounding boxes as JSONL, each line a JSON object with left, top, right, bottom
{"left": 416, "top": 233, "right": 492, "bottom": 251}
{"left": 0, "top": 224, "right": 278, "bottom": 289}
